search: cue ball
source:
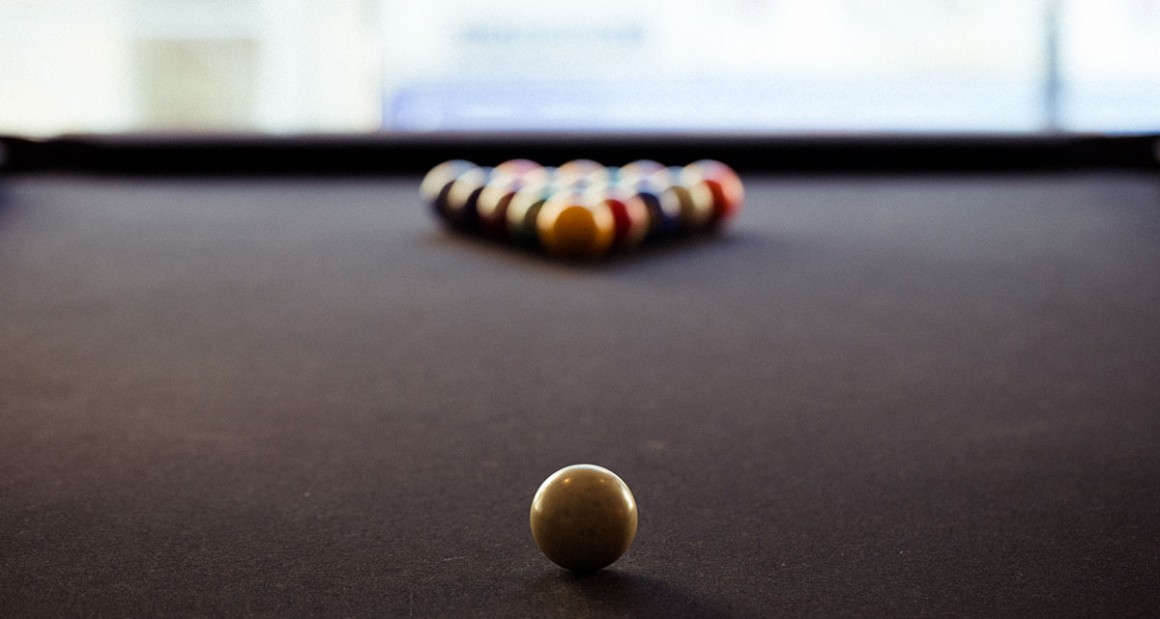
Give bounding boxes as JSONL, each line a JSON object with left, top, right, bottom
{"left": 530, "top": 464, "right": 638, "bottom": 572}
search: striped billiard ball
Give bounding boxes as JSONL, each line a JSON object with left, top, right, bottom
{"left": 506, "top": 185, "right": 552, "bottom": 248}
{"left": 660, "top": 177, "right": 713, "bottom": 233}
{"left": 420, "top": 160, "right": 477, "bottom": 223}
{"left": 591, "top": 185, "right": 649, "bottom": 251}
{"left": 679, "top": 160, "right": 744, "bottom": 227}
{"left": 493, "top": 158, "right": 546, "bottom": 183}
{"left": 476, "top": 175, "right": 522, "bottom": 239}
{"left": 444, "top": 166, "right": 493, "bottom": 231}
{"left": 554, "top": 159, "right": 611, "bottom": 189}
{"left": 623, "top": 173, "right": 680, "bottom": 241}
{"left": 616, "top": 160, "right": 667, "bottom": 188}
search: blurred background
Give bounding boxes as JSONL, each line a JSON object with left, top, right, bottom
{"left": 1, "top": 0, "right": 1157, "bottom": 136}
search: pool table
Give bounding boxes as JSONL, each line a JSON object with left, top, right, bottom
{"left": 1, "top": 135, "right": 1158, "bottom": 617}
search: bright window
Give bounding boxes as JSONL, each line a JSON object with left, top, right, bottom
{"left": 0, "top": 0, "right": 1155, "bottom": 135}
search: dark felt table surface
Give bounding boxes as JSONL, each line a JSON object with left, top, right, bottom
{"left": 1, "top": 173, "right": 1158, "bottom": 618}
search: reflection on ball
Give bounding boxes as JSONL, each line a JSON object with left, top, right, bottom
{"left": 530, "top": 464, "right": 638, "bottom": 572}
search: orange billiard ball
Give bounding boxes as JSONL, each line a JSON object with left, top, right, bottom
{"left": 530, "top": 464, "right": 638, "bottom": 572}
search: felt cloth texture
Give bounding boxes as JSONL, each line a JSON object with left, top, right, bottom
{"left": 1, "top": 174, "right": 1158, "bottom": 618}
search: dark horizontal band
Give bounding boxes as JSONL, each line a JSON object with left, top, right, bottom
{"left": 2, "top": 132, "right": 1158, "bottom": 175}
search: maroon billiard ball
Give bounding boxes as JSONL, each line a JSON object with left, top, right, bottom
{"left": 592, "top": 185, "right": 649, "bottom": 250}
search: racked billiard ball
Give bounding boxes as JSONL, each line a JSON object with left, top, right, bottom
{"left": 660, "top": 180, "right": 713, "bottom": 233}
{"left": 476, "top": 174, "right": 524, "bottom": 238}
{"left": 554, "top": 159, "right": 611, "bottom": 189}
{"left": 536, "top": 191, "right": 616, "bottom": 260}
{"left": 593, "top": 185, "right": 649, "bottom": 251}
{"left": 530, "top": 464, "right": 638, "bottom": 572}
{"left": 444, "top": 166, "right": 492, "bottom": 231}
{"left": 625, "top": 174, "right": 681, "bottom": 241}
{"left": 679, "top": 160, "right": 744, "bottom": 227}
{"left": 420, "top": 160, "right": 476, "bottom": 221}
{"left": 616, "top": 159, "right": 667, "bottom": 188}
{"left": 505, "top": 185, "right": 551, "bottom": 248}
{"left": 493, "top": 158, "right": 545, "bottom": 182}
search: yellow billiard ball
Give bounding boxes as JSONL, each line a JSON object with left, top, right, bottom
{"left": 530, "top": 464, "right": 638, "bottom": 572}
{"left": 536, "top": 192, "right": 616, "bottom": 260}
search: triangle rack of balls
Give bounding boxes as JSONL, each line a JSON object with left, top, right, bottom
{"left": 420, "top": 159, "right": 744, "bottom": 260}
